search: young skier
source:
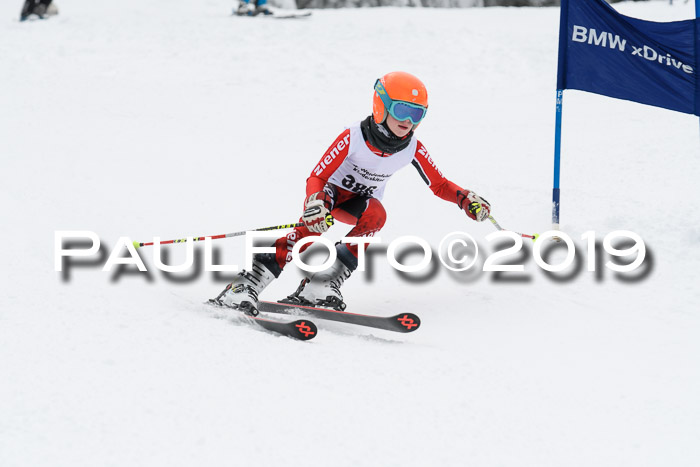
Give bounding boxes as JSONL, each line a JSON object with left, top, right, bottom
{"left": 20, "top": 0, "right": 57, "bottom": 21}
{"left": 235, "top": 0, "right": 272, "bottom": 16}
{"left": 213, "top": 71, "right": 491, "bottom": 315}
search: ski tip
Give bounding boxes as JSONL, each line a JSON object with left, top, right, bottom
{"left": 290, "top": 319, "right": 318, "bottom": 340}
{"left": 391, "top": 313, "right": 421, "bottom": 333}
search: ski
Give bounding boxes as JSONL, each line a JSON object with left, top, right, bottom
{"left": 245, "top": 314, "right": 317, "bottom": 340}
{"left": 271, "top": 11, "right": 311, "bottom": 19}
{"left": 207, "top": 300, "right": 317, "bottom": 341}
{"left": 232, "top": 10, "right": 312, "bottom": 19}
{"left": 258, "top": 301, "right": 421, "bottom": 333}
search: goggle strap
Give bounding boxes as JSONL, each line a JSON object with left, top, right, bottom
{"left": 374, "top": 79, "right": 394, "bottom": 111}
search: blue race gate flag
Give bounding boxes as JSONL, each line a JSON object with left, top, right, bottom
{"left": 557, "top": 0, "right": 699, "bottom": 116}
{"left": 551, "top": 0, "right": 699, "bottom": 229}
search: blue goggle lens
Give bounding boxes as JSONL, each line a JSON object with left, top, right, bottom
{"left": 390, "top": 102, "right": 427, "bottom": 125}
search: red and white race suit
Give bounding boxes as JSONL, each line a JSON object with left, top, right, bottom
{"left": 269, "top": 121, "right": 468, "bottom": 271}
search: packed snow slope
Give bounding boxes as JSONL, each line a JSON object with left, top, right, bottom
{"left": 1, "top": 1, "right": 699, "bottom": 466}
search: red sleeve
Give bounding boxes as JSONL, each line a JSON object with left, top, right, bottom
{"left": 412, "top": 140, "right": 464, "bottom": 205}
{"left": 305, "top": 129, "right": 351, "bottom": 196}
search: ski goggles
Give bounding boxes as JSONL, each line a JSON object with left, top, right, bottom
{"left": 374, "top": 79, "right": 427, "bottom": 125}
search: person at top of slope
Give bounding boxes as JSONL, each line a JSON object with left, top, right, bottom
{"left": 235, "top": 0, "right": 272, "bottom": 16}
{"left": 20, "top": 0, "right": 58, "bottom": 21}
{"left": 212, "top": 71, "right": 491, "bottom": 315}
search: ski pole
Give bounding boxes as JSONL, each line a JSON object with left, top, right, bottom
{"left": 133, "top": 222, "right": 305, "bottom": 249}
{"left": 488, "top": 215, "right": 539, "bottom": 241}
{"left": 133, "top": 214, "right": 335, "bottom": 249}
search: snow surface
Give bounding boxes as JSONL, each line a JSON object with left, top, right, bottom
{"left": 1, "top": 1, "right": 699, "bottom": 466}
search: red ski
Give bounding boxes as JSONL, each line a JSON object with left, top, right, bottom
{"left": 258, "top": 301, "right": 420, "bottom": 333}
{"left": 207, "top": 300, "right": 317, "bottom": 341}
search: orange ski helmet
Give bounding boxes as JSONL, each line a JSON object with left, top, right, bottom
{"left": 372, "top": 71, "right": 428, "bottom": 126}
